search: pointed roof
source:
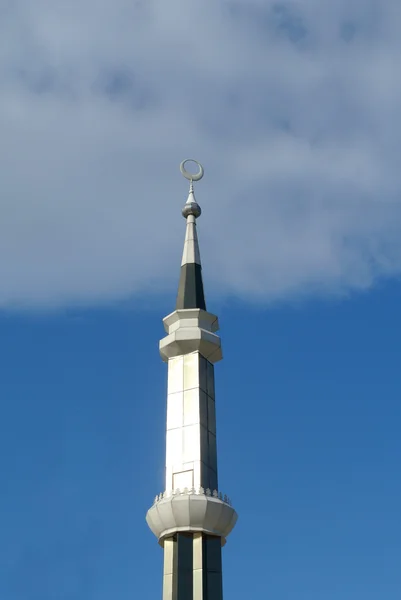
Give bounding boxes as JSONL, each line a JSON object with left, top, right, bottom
{"left": 176, "top": 166, "right": 207, "bottom": 311}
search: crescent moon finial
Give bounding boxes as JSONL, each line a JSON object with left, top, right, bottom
{"left": 180, "top": 159, "right": 204, "bottom": 182}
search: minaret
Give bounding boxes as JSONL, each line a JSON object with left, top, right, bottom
{"left": 146, "top": 160, "right": 237, "bottom": 600}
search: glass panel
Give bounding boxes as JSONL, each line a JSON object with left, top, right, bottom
{"left": 200, "top": 425, "right": 209, "bottom": 466}
{"left": 209, "top": 467, "right": 218, "bottom": 492}
{"left": 208, "top": 432, "right": 217, "bottom": 473}
{"left": 199, "top": 462, "right": 210, "bottom": 490}
{"left": 177, "top": 534, "right": 194, "bottom": 600}
{"left": 177, "top": 572, "right": 193, "bottom": 600}
{"left": 207, "top": 395, "right": 216, "bottom": 434}
{"left": 202, "top": 536, "right": 223, "bottom": 600}
{"left": 199, "top": 391, "right": 208, "bottom": 428}
{"left": 205, "top": 572, "right": 223, "bottom": 600}
{"left": 203, "top": 536, "right": 222, "bottom": 573}
{"left": 199, "top": 355, "right": 208, "bottom": 392}
{"left": 207, "top": 361, "right": 215, "bottom": 398}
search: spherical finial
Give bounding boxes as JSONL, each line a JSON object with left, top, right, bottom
{"left": 182, "top": 201, "right": 202, "bottom": 219}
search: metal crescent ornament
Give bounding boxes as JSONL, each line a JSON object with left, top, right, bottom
{"left": 180, "top": 159, "right": 204, "bottom": 182}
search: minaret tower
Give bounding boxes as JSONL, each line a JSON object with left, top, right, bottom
{"left": 146, "top": 160, "right": 237, "bottom": 600}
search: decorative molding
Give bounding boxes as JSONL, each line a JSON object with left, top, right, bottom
{"left": 153, "top": 487, "right": 232, "bottom": 506}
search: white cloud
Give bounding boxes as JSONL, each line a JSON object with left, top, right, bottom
{"left": 0, "top": 0, "right": 400, "bottom": 308}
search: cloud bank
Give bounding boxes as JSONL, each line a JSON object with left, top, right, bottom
{"left": 1, "top": 0, "right": 400, "bottom": 308}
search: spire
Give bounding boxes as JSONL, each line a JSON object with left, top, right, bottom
{"left": 176, "top": 160, "right": 207, "bottom": 311}
{"left": 146, "top": 160, "right": 237, "bottom": 600}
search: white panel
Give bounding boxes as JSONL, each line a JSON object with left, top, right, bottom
{"left": 183, "top": 388, "right": 200, "bottom": 426}
{"left": 163, "top": 537, "right": 176, "bottom": 600}
{"left": 165, "top": 465, "right": 173, "bottom": 492}
{"left": 193, "top": 533, "right": 203, "bottom": 600}
{"left": 193, "top": 460, "right": 202, "bottom": 489}
{"left": 193, "top": 570, "right": 203, "bottom": 600}
{"left": 163, "top": 574, "right": 174, "bottom": 600}
{"left": 173, "top": 470, "right": 193, "bottom": 491}
{"left": 178, "top": 461, "right": 194, "bottom": 474}
{"left": 183, "top": 352, "right": 199, "bottom": 390}
{"left": 183, "top": 424, "right": 200, "bottom": 462}
{"left": 166, "top": 428, "right": 182, "bottom": 466}
{"left": 167, "top": 356, "right": 184, "bottom": 394}
{"left": 167, "top": 392, "right": 183, "bottom": 430}
{"left": 193, "top": 532, "right": 203, "bottom": 569}
{"left": 163, "top": 538, "right": 176, "bottom": 575}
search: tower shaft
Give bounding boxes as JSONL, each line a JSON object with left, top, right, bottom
{"left": 165, "top": 352, "right": 217, "bottom": 493}
{"left": 163, "top": 352, "right": 221, "bottom": 599}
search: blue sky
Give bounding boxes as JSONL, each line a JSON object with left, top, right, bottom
{"left": 1, "top": 283, "right": 401, "bottom": 599}
{"left": 1, "top": 0, "right": 401, "bottom": 598}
